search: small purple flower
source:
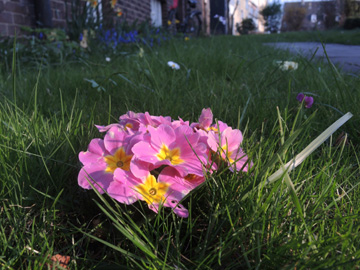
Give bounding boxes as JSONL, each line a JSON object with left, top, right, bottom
{"left": 79, "top": 33, "right": 83, "bottom": 41}
{"left": 39, "top": 32, "right": 44, "bottom": 40}
{"left": 296, "top": 93, "right": 304, "bottom": 102}
{"left": 304, "top": 96, "right": 314, "bottom": 108}
{"left": 297, "top": 93, "right": 314, "bottom": 108}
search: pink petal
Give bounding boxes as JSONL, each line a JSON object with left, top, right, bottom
{"left": 79, "top": 139, "right": 107, "bottom": 165}
{"left": 107, "top": 181, "right": 139, "bottom": 204}
{"left": 199, "top": 108, "right": 213, "bottom": 129}
{"left": 95, "top": 123, "right": 121, "bottom": 133}
{"left": 104, "top": 126, "right": 128, "bottom": 154}
{"left": 148, "top": 124, "right": 176, "bottom": 149}
{"left": 119, "top": 110, "right": 138, "bottom": 120}
{"left": 164, "top": 200, "right": 189, "bottom": 218}
{"left": 229, "top": 150, "right": 251, "bottom": 172}
{"left": 108, "top": 169, "right": 141, "bottom": 204}
{"left": 159, "top": 166, "right": 204, "bottom": 195}
{"left": 223, "top": 127, "right": 243, "bottom": 152}
{"left": 171, "top": 117, "right": 190, "bottom": 128}
{"left": 132, "top": 141, "right": 167, "bottom": 165}
{"left": 207, "top": 131, "right": 220, "bottom": 152}
{"left": 213, "top": 120, "right": 229, "bottom": 133}
{"left": 88, "top": 138, "right": 106, "bottom": 156}
{"left": 130, "top": 158, "right": 154, "bottom": 179}
{"left": 78, "top": 164, "right": 114, "bottom": 193}
{"left": 79, "top": 151, "right": 104, "bottom": 166}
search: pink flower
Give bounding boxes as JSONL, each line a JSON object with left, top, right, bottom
{"left": 107, "top": 158, "right": 150, "bottom": 205}
{"left": 96, "top": 111, "right": 172, "bottom": 133}
{"left": 297, "top": 93, "right": 314, "bottom": 108}
{"left": 158, "top": 166, "right": 205, "bottom": 200}
{"left": 109, "top": 159, "right": 189, "bottom": 217}
{"left": 132, "top": 124, "right": 207, "bottom": 177}
{"left": 207, "top": 126, "right": 251, "bottom": 172}
{"left": 198, "top": 108, "right": 213, "bottom": 130}
{"left": 78, "top": 108, "right": 252, "bottom": 218}
{"left": 191, "top": 108, "right": 228, "bottom": 133}
{"left": 171, "top": 117, "right": 190, "bottom": 129}
{"left": 78, "top": 126, "right": 139, "bottom": 193}
{"left": 137, "top": 112, "right": 172, "bottom": 132}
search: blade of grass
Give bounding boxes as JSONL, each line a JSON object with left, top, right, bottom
{"left": 266, "top": 112, "right": 353, "bottom": 186}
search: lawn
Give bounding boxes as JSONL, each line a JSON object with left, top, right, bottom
{"left": 1, "top": 30, "right": 360, "bottom": 269}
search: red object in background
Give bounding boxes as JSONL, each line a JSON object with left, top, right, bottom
{"left": 170, "top": 0, "right": 179, "bottom": 9}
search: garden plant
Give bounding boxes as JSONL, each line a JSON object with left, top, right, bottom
{"left": 1, "top": 28, "right": 360, "bottom": 269}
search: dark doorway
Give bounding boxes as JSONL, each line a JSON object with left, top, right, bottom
{"left": 210, "top": 0, "right": 226, "bottom": 34}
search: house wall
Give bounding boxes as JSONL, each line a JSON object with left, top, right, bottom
{"left": 0, "top": 0, "right": 154, "bottom": 36}
{"left": 117, "top": 0, "right": 151, "bottom": 24}
{"left": 0, "top": 0, "right": 36, "bottom": 36}
{"left": 231, "top": 0, "right": 267, "bottom": 35}
{"left": 281, "top": 1, "right": 341, "bottom": 32}
{"left": 0, "top": 0, "right": 76, "bottom": 36}
{"left": 0, "top": 0, "right": 207, "bottom": 37}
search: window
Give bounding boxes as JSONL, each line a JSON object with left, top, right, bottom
{"left": 310, "top": 14, "right": 317, "bottom": 23}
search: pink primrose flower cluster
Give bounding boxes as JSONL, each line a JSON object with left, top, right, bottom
{"left": 78, "top": 108, "right": 251, "bottom": 218}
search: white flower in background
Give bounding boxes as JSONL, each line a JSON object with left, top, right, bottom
{"left": 80, "top": 29, "right": 88, "bottom": 49}
{"left": 138, "top": 47, "right": 144, "bottom": 58}
{"left": 105, "top": 57, "right": 111, "bottom": 62}
{"left": 218, "top": 16, "right": 226, "bottom": 25}
{"left": 214, "top": 14, "right": 226, "bottom": 25}
{"left": 167, "top": 61, "right": 180, "bottom": 70}
{"left": 277, "top": 61, "right": 298, "bottom": 71}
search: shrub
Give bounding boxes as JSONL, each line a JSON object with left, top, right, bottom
{"left": 260, "top": 2, "right": 282, "bottom": 33}
{"left": 236, "top": 18, "right": 256, "bottom": 35}
{"left": 343, "top": 17, "right": 360, "bottom": 30}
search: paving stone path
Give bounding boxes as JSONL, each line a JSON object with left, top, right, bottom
{"left": 265, "top": 42, "right": 360, "bottom": 75}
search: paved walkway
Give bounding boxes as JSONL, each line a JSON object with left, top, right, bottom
{"left": 264, "top": 42, "right": 360, "bottom": 75}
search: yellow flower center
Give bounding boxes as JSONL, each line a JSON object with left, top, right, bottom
{"left": 156, "top": 144, "right": 184, "bottom": 165}
{"left": 116, "top": 161, "right": 124, "bottom": 167}
{"left": 221, "top": 144, "right": 234, "bottom": 163}
{"left": 124, "top": 123, "right": 133, "bottom": 130}
{"left": 136, "top": 175, "right": 169, "bottom": 205}
{"left": 205, "top": 126, "right": 218, "bottom": 132}
{"left": 104, "top": 147, "right": 132, "bottom": 173}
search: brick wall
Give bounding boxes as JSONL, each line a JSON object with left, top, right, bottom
{"left": 0, "top": 0, "right": 205, "bottom": 37}
{"left": 0, "top": 0, "right": 76, "bottom": 36}
{"left": 0, "top": 0, "right": 36, "bottom": 36}
{"left": 118, "top": 0, "right": 151, "bottom": 24}
{"left": 51, "top": 0, "right": 69, "bottom": 29}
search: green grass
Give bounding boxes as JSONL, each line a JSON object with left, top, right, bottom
{"left": 1, "top": 33, "right": 360, "bottom": 269}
